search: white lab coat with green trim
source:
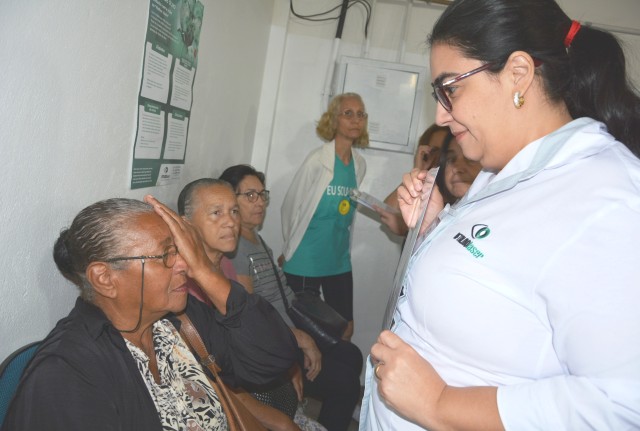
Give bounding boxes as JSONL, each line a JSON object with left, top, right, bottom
{"left": 361, "top": 118, "right": 640, "bottom": 430}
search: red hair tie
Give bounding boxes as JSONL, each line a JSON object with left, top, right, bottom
{"left": 564, "top": 20, "right": 581, "bottom": 48}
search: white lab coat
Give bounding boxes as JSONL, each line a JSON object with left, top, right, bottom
{"left": 361, "top": 118, "right": 640, "bottom": 430}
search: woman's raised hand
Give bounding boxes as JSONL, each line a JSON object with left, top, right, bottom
{"left": 144, "top": 195, "right": 212, "bottom": 279}
{"left": 396, "top": 168, "right": 444, "bottom": 234}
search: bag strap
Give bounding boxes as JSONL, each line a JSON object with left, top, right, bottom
{"left": 257, "top": 235, "right": 290, "bottom": 309}
{"left": 176, "top": 313, "right": 243, "bottom": 429}
{"left": 177, "top": 312, "right": 221, "bottom": 373}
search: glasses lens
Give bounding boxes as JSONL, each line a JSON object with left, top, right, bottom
{"left": 431, "top": 82, "right": 452, "bottom": 112}
{"left": 163, "top": 245, "right": 178, "bottom": 268}
{"left": 341, "top": 110, "right": 367, "bottom": 120}
{"left": 260, "top": 190, "right": 270, "bottom": 201}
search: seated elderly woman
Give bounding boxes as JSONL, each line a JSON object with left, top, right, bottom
{"left": 219, "top": 164, "right": 363, "bottom": 431}
{"left": 177, "top": 178, "right": 321, "bottom": 431}
{"left": 2, "top": 196, "right": 298, "bottom": 431}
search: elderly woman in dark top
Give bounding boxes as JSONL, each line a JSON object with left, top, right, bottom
{"left": 2, "top": 195, "right": 297, "bottom": 431}
{"left": 177, "top": 178, "right": 309, "bottom": 431}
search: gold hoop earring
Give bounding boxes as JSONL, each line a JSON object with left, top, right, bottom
{"left": 513, "top": 92, "right": 525, "bottom": 109}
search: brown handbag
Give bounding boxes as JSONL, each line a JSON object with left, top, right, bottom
{"left": 176, "top": 313, "right": 267, "bottom": 431}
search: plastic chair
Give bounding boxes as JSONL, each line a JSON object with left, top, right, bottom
{"left": 0, "top": 341, "right": 40, "bottom": 427}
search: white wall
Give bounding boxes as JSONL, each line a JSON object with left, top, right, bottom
{"left": 256, "top": 0, "right": 640, "bottom": 378}
{"left": 0, "top": 0, "right": 275, "bottom": 360}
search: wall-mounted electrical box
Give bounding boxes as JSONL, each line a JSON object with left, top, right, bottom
{"left": 333, "top": 56, "right": 427, "bottom": 154}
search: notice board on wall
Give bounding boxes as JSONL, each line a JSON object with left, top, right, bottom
{"left": 130, "top": 0, "right": 204, "bottom": 189}
{"left": 333, "top": 56, "right": 427, "bottom": 154}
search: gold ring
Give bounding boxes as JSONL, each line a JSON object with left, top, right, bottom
{"left": 374, "top": 363, "right": 383, "bottom": 380}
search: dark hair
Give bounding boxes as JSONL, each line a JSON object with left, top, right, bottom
{"left": 435, "top": 132, "right": 458, "bottom": 205}
{"left": 53, "top": 198, "right": 153, "bottom": 300}
{"left": 429, "top": 0, "right": 640, "bottom": 156}
{"left": 219, "top": 164, "right": 266, "bottom": 191}
{"left": 178, "top": 178, "right": 233, "bottom": 218}
{"left": 418, "top": 123, "right": 449, "bottom": 148}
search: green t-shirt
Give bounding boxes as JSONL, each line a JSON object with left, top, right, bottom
{"left": 283, "top": 155, "right": 357, "bottom": 276}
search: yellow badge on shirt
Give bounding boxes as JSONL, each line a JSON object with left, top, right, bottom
{"left": 338, "top": 199, "right": 350, "bottom": 215}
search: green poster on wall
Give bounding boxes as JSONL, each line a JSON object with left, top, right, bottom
{"left": 131, "top": 0, "right": 204, "bottom": 189}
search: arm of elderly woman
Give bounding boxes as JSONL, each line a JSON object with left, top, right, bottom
{"left": 182, "top": 287, "right": 298, "bottom": 388}
{"left": 235, "top": 273, "right": 322, "bottom": 382}
{"left": 371, "top": 331, "right": 503, "bottom": 431}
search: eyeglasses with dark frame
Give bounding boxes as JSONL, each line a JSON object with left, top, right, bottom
{"left": 432, "top": 58, "right": 543, "bottom": 112}
{"left": 105, "top": 244, "right": 179, "bottom": 269}
{"left": 431, "top": 63, "right": 494, "bottom": 112}
{"left": 236, "top": 190, "right": 270, "bottom": 203}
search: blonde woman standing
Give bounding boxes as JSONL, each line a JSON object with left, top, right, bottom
{"left": 281, "top": 93, "right": 369, "bottom": 341}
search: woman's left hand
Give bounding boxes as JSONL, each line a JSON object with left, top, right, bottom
{"left": 371, "top": 330, "right": 447, "bottom": 428}
{"left": 143, "top": 195, "right": 212, "bottom": 279}
{"left": 375, "top": 206, "right": 408, "bottom": 236}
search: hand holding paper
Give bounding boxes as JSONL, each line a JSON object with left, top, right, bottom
{"left": 397, "top": 168, "right": 444, "bottom": 235}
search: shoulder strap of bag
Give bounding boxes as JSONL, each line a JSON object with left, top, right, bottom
{"left": 176, "top": 312, "right": 266, "bottom": 431}
{"left": 257, "top": 235, "right": 290, "bottom": 309}
{"left": 177, "top": 312, "right": 222, "bottom": 372}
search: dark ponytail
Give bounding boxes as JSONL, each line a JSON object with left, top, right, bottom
{"left": 429, "top": 0, "right": 640, "bottom": 156}
{"left": 53, "top": 229, "right": 83, "bottom": 288}
{"left": 566, "top": 26, "right": 640, "bottom": 155}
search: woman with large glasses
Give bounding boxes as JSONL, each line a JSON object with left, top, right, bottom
{"left": 2, "top": 196, "right": 298, "bottom": 431}
{"left": 361, "top": 0, "right": 640, "bottom": 430}
{"left": 280, "top": 92, "right": 369, "bottom": 342}
{"left": 220, "top": 164, "right": 363, "bottom": 431}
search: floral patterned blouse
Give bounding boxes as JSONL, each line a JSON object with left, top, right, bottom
{"left": 125, "top": 319, "right": 227, "bottom": 431}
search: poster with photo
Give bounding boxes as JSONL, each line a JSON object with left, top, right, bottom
{"left": 131, "top": 0, "right": 204, "bottom": 189}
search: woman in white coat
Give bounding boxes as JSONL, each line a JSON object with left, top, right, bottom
{"left": 361, "top": 0, "right": 640, "bottom": 429}
{"left": 280, "top": 93, "right": 368, "bottom": 341}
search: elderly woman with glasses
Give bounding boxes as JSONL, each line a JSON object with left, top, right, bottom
{"left": 360, "top": 0, "right": 640, "bottom": 430}
{"left": 2, "top": 196, "right": 298, "bottom": 431}
{"left": 280, "top": 92, "right": 369, "bottom": 342}
{"left": 221, "top": 164, "right": 363, "bottom": 431}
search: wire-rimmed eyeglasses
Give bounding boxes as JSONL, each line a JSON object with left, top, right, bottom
{"left": 237, "top": 190, "right": 270, "bottom": 203}
{"left": 431, "top": 63, "right": 494, "bottom": 112}
{"left": 105, "top": 244, "right": 179, "bottom": 333}
{"left": 339, "top": 109, "right": 368, "bottom": 120}
{"left": 105, "top": 244, "right": 179, "bottom": 269}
